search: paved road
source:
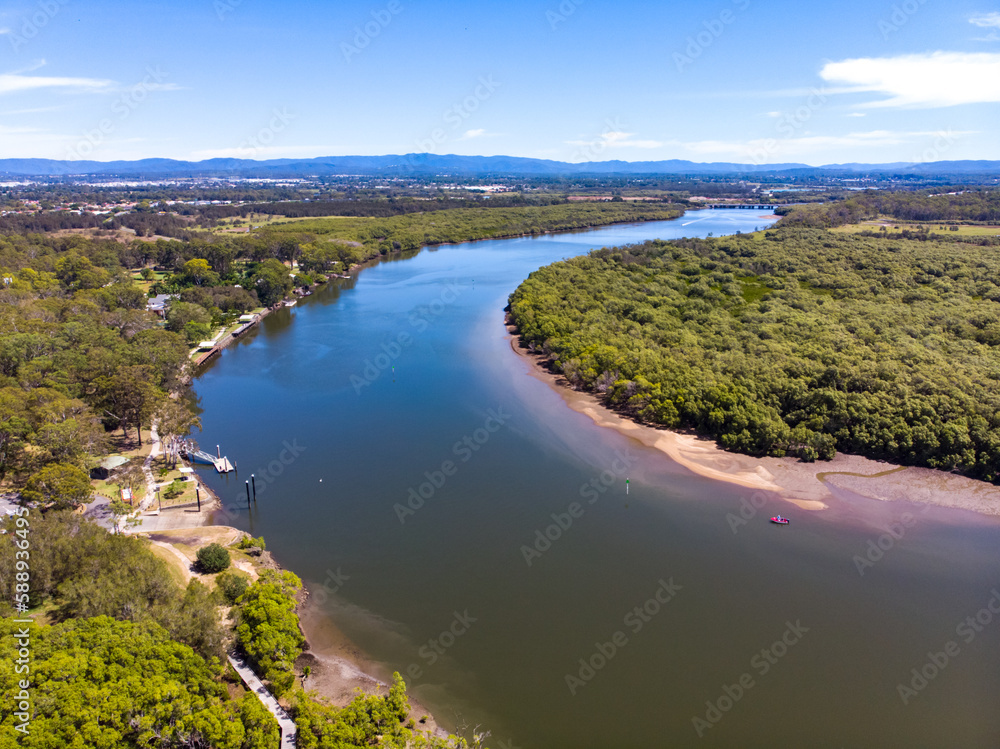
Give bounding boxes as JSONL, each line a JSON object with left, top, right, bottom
{"left": 125, "top": 507, "right": 213, "bottom": 533}
{"left": 83, "top": 496, "right": 114, "bottom": 530}
{"left": 228, "top": 653, "right": 297, "bottom": 748}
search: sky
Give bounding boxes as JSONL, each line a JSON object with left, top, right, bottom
{"left": 0, "top": 0, "right": 998, "bottom": 166}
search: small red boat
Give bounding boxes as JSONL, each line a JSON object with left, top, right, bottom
{"left": 770, "top": 516, "right": 790, "bottom": 525}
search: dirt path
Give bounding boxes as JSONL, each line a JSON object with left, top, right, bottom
{"left": 138, "top": 420, "right": 161, "bottom": 514}
{"left": 148, "top": 540, "right": 195, "bottom": 584}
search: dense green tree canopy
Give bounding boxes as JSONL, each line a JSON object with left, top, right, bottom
{"left": 777, "top": 189, "right": 1000, "bottom": 227}
{"left": 265, "top": 202, "right": 685, "bottom": 267}
{"left": 0, "top": 512, "right": 224, "bottom": 660}
{"left": 19, "top": 463, "right": 92, "bottom": 509}
{"left": 251, "top": 259, "right": 295, "bottom": 307}
{"left": 0, "top": 616, "right": 278, "bottom": 749}
{"left": 235, "top": 569, "right": 305, "bottom": 695}
{"left": 509, "top": 225, "right": 1000, "bottom": 477}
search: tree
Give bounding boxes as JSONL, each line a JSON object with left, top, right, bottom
{"left": 155, "top": 399, "right": 201, "bottom": 467}
{"left": 270, "top": 237, "right": 301, "bottom": 267}
{"left": 181, "top": 257, "right": 220, "bottom": 287}
{"left": 31, "top": 390, "right": 107, "bottom": 468}
{"left": 0, "top": 511, "right": 226, "bottom": 661}
{"left": 0, "top": 388, "right": 31, "bottom": 479}
{"left": 99, "top": 282, "right": 147, "bottom": 310}
{"left": 205, "top": 243, "right": 237, "bottom": 275}
{"left": 507, "top": 225, "right": 1000, "bottom": 480}
{"left": 298, "top": 242, "right": 340, "bottom": 274}
{"left": 236, "top": 569, "right": 304, "bottom": 695}
{"left": 129, "top": 328, "right": 190, "bottom": 390}
{"left": 20, "top": 462, "right": 92, "bottom": 509}
{"left": 251, "top": 259, "right": 294, "bottom": 307}
{"left": 55, "top": 253, "right": 110, "bottom": 290}
{"left": 108, "top": 498, "right": 141, "bottom": 534}
{"left": 196, "top": 542, "right": 231, "bottom": 573}
{"left": 166, "top": 300, "right": 212, "bottom": 334}
{"left": 161, "top": 579, "right": 227, "bottom": 660}
{"left": 0, "top": 616, "right": 279, "bottom": 748}
{"left": 92, "top": 365, "right": 161, "bottom": 445}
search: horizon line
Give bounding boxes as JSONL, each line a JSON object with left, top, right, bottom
{"left": 2, "top": 153, "right": 999, "bottom": 169}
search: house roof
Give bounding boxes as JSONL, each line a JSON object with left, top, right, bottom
{"left": 146, "top": 294, "right": 176, "bottom": 310}
{"left": 98, "top": 455, "right": 130, "bottom": 470}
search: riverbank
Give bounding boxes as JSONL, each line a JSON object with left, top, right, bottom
{"left": 139, "top": 521, "right": 451, "bottom": 740}
{"left": 296, "top": 596, "right": 450, "bottom": 739}
{"left": 507, "top": 326, "right": 1000, "bottom": 519}
{"left": 187, "top": 208, "right": 690, "bottom": 379}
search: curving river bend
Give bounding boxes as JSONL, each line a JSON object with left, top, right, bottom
{"left": 194, "top": 211, "right": 1000, "bottom": 748}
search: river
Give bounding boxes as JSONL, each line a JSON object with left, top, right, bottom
{"left": 193, "top": 210, "right": 1000, "bottom": 748}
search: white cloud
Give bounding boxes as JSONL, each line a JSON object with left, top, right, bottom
{"left": 0, "top": 72, "right": 113, "bottom": 96}
{"left": 970, "top": 12, "right": 1000, "bottom": 28}
{"left": 1, "top": 105, "right": 63, "bottom": 115}
{"left": 459, "top": 128, "right": 486, "bottom": 140}
{"left": 10, "top": 59, "right": 48, "bottom": 75}
{"left": 820, "top": 52, "right": 1000, "bottom": 107}
{"left": 846, "top": 112, "right": 866, "bottom": 117}
{"left": 968, "top": 15, "right": 999, "bottom": 42}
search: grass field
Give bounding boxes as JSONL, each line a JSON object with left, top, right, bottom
{"left": 213, "top": 213, "right": 375, "bottom": 232}
{"left": 129, "top": 268, "right": 170, "bottom": 294}
{"left": 830, "top": 220, "right": 1000, "bottom": 237}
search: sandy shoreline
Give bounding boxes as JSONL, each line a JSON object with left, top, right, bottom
{"left": 506, "top": 327, "right": 1000, "bottom": 519}
{"left": 294, "top": 590, "right": 451, "bottom": 740}
{"left": 138, "top": 515, "right": 452, "bottom": 739}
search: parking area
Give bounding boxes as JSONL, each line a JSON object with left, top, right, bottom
{"left": 0, "top": 493, "right": 22, "bottom": 519}
{"left": 83, "top": 496, "right": 114, "bottom": 530}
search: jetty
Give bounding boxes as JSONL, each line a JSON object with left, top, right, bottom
{"left": 182, "top": 443, "right": 236, "bottom": 474}
{"left": 214, "top": 456, "right": 235, "bottom": 473}
{"left": 192, "top": 307, "right": 275, "bottom": 369}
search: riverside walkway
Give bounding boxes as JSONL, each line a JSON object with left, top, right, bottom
{"left": 228, "top": 653, "right": 297, "bottom": 747}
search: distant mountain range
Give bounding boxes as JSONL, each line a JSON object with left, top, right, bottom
{"left": 1, "top": 154, "right": 999, "bottom": 179}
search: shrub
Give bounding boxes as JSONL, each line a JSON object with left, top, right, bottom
{"left": 236, "top": 535, "right": 266, "bottom": 552}
{"left": 216, "top": 569, "right": 251, "bottom": 604}
{"left": 196, "top": 543, "right": 231, "bottom": 573}
{"left": 162, "top": 479, "right": 185, "bottom": 499}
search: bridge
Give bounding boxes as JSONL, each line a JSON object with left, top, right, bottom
{"left": 706, "top": 204, "right": 775, "bottom": 210}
